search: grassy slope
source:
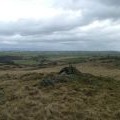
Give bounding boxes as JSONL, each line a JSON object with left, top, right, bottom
{"left": 0, "top": 72, "right": 120, "bottom": 120}
{"left": 0, "top": 51, "right": 120, "bottom": 119}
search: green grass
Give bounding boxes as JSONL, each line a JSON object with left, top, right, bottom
{"left": 14, "top": 60, "right": 37, "bottom": 65}
{"left": 61, "top": 57, "right": 89, "bottom": 64}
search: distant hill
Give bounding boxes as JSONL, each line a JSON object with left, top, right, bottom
{"left": 0, "top": 56, "right": 23, "bottom": 64}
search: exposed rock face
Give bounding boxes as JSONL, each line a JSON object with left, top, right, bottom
{"left": 40, "top": 65, "right": 82, "bottom": 87}
{"left": 59, "top": 65, "right": 81, "bottom": 75}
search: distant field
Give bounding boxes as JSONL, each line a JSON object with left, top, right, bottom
{"left": 0, "top": 51, "right": 119, "bottom": 80}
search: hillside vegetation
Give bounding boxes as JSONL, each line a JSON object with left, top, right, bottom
{"left": 0, "top": 51, "right": 120, "bottom": 120}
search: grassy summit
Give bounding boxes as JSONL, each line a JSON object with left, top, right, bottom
{"left": 0, "top": 67, "right": 120, "bottom": 120}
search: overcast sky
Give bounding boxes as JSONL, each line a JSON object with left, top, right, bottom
{"left": 0, "top": 0, "right": 120, "bottom": 51}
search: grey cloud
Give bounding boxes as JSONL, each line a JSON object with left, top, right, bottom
{"left": 0, "top": 13, "right": 83, "bottom": 36}
{"left": 0, "top": 0, "right": 119, "bottom": 37}
{"left": 98, "top": 0, "right": 120, "bottom": 6}
{"left": 0, "top": 0, "right": 120, "bottom": 51}
{"left": 54, "top": 0, "right": 120, "bottom": 20}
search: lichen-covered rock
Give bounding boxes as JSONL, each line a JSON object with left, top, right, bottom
{"left": 59, "top": 65, "right": 81, "bottom": 75}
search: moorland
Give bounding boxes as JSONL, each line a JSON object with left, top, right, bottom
{"left": 0, "top": 51, "right": 120, "bottom": 120}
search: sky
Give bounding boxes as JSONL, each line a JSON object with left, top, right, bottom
{"left": 0, "top": 0, "right": 120, "bottom": 51}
